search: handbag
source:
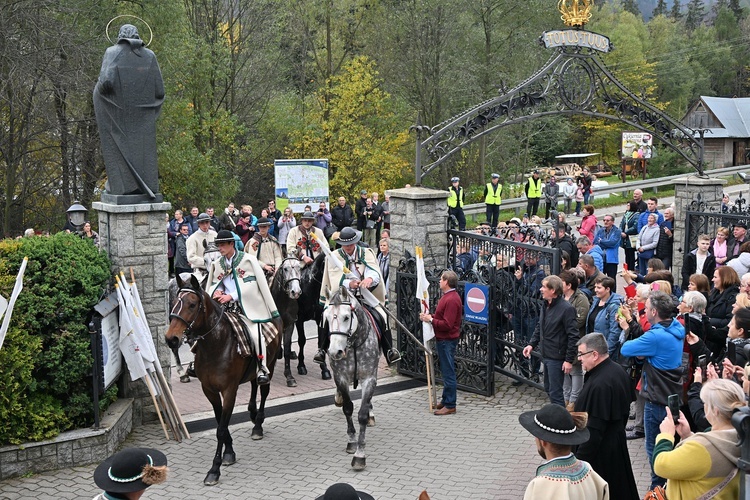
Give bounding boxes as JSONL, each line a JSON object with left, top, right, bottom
{"left": 323, "top": 224, "right": 336, "bottom": 239}
{"left": 643, "top": 485, "right": 666, "bottom": 500}
{"left": 365, "top": 219, "right": 376, "bottom": 229}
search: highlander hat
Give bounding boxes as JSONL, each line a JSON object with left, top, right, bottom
{"left": 337, "top": 227, "right": 362, "bottom": 245}
{"left": 256, "top": 217, "right": 272, "bottom": 226}
{"left": 315, "top": 483, "right": 374, "bottom": 500}
{"left": 301, "top": 211, "right": 316, "bottom": 220}
{"left": 196, "top": 212, "right": 211, "bottom": 223}
{"left": 519, "top": 404, "right": 590, "bottom": 446}
{"left": 214, "top": 229, "right": 236, "bottom": 244}
{"left": 93, "top": 447, "right": 167, "bottom": 494}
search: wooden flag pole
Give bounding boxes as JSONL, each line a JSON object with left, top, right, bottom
{"left": 425, "top": 350, "right": 434, "bottom": 412}
{"left": 143, "top": 375, "right": 170, "bottom": 440}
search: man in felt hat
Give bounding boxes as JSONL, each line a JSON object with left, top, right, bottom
{"left": 186, "top": 212, "right": 217, "bottom": 278}
{"left": 250, "top": 217, "right": 282, "bottom": 284}
{"left": 447, "top": 176, "right": 466, "bottom": 231}
{"left": 525, "top": 169, "right": 542, "bottom": 217}
{"left": 93, "top": 447, "right": 168, "bottom": 500}
{"left": 207, "top": 229, "right": 281, "bottom": 385}
{"left": 316, "top": 227, "right": 401, "bottom": 365}
{"left": 484, "top": 173, "right": 503, "bottom": 228}
{"left": 286, "top": 210, "right": 330, "bottom": 268}
{"left": 519, "top": 404, "right": 609, "bottom": 500}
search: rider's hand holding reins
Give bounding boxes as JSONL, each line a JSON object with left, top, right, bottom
{"left": 213, "top": 290, "right": 232, "bottom": 304}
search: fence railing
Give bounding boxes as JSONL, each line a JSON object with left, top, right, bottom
{"left": 462, "top": 164, "right": 750, "bottom": 217}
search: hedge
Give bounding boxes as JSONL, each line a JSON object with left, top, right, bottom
{"left": 0, "top": 233, "right": 117, "bottom": 445}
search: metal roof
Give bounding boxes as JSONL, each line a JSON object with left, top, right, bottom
{"left": 700, "top": 96, "right": 750, "bottom": 138}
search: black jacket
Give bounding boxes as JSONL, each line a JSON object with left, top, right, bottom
{"left": 355, "top": 197, "right": 368, "bottom": 230}
{"left": 655, "top": 220, "right": 673, "bottom": 260}
{"left": 331, "top": 204, "right": 354, "bottom": 231}
{"left": 528, "top": 296, "right": 579, "bottom": 363}
{"left": 680, "top": 250, "right": 716, "bottom": 291}
{"left": 554, "top": 234, "right": 579, "bottom": 268}
{"left": 705, "top": 285, "right": 739, "bottom": 356}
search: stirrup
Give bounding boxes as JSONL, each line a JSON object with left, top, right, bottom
{"left": 313, "top": 349, "right": 326, "bottom": 365}
{"left": 257, "top": 372, "right": 270, "bottom": 386}
{"left": 186, "top": 362, "right": 197, "bottom": 378}
{"left": 386, "top": 348, "right": 401, "bottom": 365}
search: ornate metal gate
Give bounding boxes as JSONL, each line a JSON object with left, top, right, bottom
{"left": 684, "top": 193, "right": 750, "bottom": 254}
{"left": 395, "top": 230, "right": 560, "bottom": 395}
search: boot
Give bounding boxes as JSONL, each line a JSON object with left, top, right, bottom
{"left": 313, "top": 349, "right": 327, "bottom": 365}
{"left": 380, "top": 328, "right": 401, "bottom": 364}
{"left": 251, "top": 326, "right": 271, "bottom": 385}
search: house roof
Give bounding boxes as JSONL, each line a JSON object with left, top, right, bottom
{"left": 698, "top": 96, "right": 750, "bottom": 138}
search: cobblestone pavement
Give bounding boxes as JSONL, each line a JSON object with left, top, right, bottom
{"left": 1, "top": 373, "right": 652, "bottom": 500}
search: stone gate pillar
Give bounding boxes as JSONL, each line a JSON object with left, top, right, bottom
{"left": 671, "top": 176, "right": 725, "bottom": 274}
{"left": 92, "top": 200, "right": 172, "bottom": 425}
{"left": 386, "top": 186, "right": 449, "bottom": 290}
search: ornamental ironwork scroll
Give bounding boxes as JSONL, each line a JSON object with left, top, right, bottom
{"left": 414, "top": 40, "right": 705, "bottom": 184}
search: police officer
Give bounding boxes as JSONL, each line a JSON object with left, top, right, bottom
{"left": 447, "top": 176, "right": 466, "bottom": 231}
{"left": 484, "top": 173, "right": 503, "bottom": 228}
{"left": 525, "top": 169, "right": 543, "bottom": 217}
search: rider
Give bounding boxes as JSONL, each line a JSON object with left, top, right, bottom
{"left": 206, "top": 230, "right": 280, "bottom": 385}
{"left": 316, "top": 227, "right": 401, "bottom": 365}
{"left": 186, "top": 212, "right": 217, "bottom": 278}
{"left": 286, "top": 210, "right": 329, "bottom": 268}
{"left": 250, "top": 217, "right": 283, "bottom": 285}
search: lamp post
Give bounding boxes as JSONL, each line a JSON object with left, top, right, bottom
{"left": 66, "top": 201, "right": 88, "bottom": 232}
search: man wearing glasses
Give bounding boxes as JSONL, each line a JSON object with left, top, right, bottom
{"left": 522, "top": 275, "right": 578, "bottom": 406}
{"left": 574, "top": 333, "right": 640, "bottom": 500}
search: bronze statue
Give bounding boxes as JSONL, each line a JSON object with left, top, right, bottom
{"left": 94, "top": 24, "right": 164, "bottom": 203}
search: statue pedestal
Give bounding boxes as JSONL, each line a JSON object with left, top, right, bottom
{"left": 93, "top": 200, "right": 172, "bottom": 425}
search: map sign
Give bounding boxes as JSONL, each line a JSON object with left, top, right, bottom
{"left": 274, "top": 159, "right": 329, "bottom": 214}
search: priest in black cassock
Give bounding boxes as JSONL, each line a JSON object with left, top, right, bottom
{"left": 574, "top": 333, "right": 639, "bottom": 500}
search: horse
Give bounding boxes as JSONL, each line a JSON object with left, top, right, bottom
{"left": 167, "top": 241, "right": 221, "bottom": 383}
{"left": 289, "top": 253, "right": 332, "bottom": 380}
{"left": 268, "top": 257, "right": 304, "bottom": 387}
{"left": 323, "top": 286, "right": 380, "bottom": 470}
{"left": 165, "top": 274, "right": 282, "bottom": 486}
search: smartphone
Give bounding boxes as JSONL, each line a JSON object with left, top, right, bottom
{"left": 728, "top": 342, "right": 737, "bottom": 366}
{"left": 698, "top": 354, "right": 708, "bottom": 380}
{"left": 667, "top": 394, "right": 680, "bottom": 424}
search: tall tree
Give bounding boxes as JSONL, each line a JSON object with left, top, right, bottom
{"left": 685, "top": 0, "right": 706, "bottom": 30}
{"left": 623, "top": 0, "right": 642, "bottom": 17}
{"left": 653, "top": 0, "right": 668, "bottom": 17}
{"left": 669, "top": 0, "right": 682, "bottom": 19}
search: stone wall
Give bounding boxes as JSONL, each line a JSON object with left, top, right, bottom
{"left": 671, "top": 176, "right": 725, "bottom": 273}
{"left": 92, "top": 201, "right": 172, "bottom": 424}
{"left": 0, "top": 399, "right": 132, "bottom": 480}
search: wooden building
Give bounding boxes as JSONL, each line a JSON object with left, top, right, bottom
{"left": 682, "top": 96, "right": 750, "bottom": 168}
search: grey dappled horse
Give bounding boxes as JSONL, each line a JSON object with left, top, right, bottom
{"left": 167, "top": 241, "right": 221, "bottom": 382}
{"left": 323, "top": 286, "right": 379, "bottom": 470}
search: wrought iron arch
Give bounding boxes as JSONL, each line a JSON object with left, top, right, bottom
{"left": 412, "top": 45, "right": 705, "bottom": 184}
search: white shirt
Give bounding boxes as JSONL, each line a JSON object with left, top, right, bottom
{"left": 696, "top": 252, "right": 708, "bottom": 275}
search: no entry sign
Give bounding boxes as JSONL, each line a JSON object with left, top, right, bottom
{"left": 464, "top": 283, "right": 489, "bottom": 325}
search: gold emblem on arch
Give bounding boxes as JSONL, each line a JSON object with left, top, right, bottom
{"left": 558, "top": 0, "right": 593, "bottom": 28}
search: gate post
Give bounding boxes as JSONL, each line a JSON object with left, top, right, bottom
{"left": 385, "top": 186, "right": 449, "bottom": 287}
{"left": 672, "top": 176, "right": 725, "bottom": 273}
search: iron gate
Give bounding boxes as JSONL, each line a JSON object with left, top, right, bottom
{"left": 684, "top": 194, "right": 750, "bottom": 254}
{"left": 396, "top": 230, "right": 560, "bottom": 395}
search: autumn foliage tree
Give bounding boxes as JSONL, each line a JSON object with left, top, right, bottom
{"left": 288, "top": 56, "right": 410, "bottom": 199}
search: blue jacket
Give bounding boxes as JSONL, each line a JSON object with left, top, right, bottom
{"left": 586, "top": 292, "right": 624, "bottom": 357}
{"left": 620, "top": 318, "right": 685, "bottom": 370}
{"left": 594, "top": 226, "right": 620, "bottom": 265}
{"left": 637, "top": 209, "right": 664, "bottom": 232}
{"left": 587, "top": 246, "right": 604, "bottom": 272}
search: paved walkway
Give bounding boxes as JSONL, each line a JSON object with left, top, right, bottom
{"left": 0, "top": 372, "right": 653, "bottom": 500}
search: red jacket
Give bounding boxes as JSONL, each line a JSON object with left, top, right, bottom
{"left": 432, "top": 289, "right": 463, "bottom": 340}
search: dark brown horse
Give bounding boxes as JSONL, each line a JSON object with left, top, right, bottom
{"left": 165, "top": 274, "right": 282, "bottom": 486}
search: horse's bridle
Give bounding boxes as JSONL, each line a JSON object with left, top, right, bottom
{"left": 278, "top": 257, "right": 302, "bottom": 293}
{"left": 328, "top": 295, "right": 365, "bottom": 349}
{"left": 169, "top": 287, "right": 223, "bottom": 341}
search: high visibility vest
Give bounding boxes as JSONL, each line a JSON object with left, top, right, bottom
{"left": 447, "top": 186, "right": 464, "bottom": 208}
{"left": 485, "top": 182, "right": 502, "bottom": 205}
{"left": 527, "top": 177, "right": 542, "bottom": 198}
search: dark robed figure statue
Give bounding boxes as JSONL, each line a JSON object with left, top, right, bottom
{"left": 94, "top": 24, "right": 164, "bottom": 202}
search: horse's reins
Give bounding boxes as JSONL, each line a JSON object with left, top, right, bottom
{"left": 329, "top": 295, "right": 370, "bottom": 388}
{"left": 169, "top": 288, "right": 224, "bottom": 342}
{"left": 278, "top": 257, "right": 301, "bottom": 293}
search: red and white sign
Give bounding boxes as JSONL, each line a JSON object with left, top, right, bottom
{"left": 466, "top": 287, "right": 487, "bottom": 314}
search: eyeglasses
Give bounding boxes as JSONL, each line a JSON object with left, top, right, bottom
{"left": 576, "top": 350, "right": 595, "bottom": 359}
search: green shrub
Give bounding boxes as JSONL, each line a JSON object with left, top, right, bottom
{"left": 0, "top": 233, "right": 113, "bottom": 445}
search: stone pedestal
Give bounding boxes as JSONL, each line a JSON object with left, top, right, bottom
{"left": 92, "top": 200, "right": 172, "bottom": 425}
{"left": 386, "top": 186, "right": 449, "bottom": 282}
{"left": 672, "top": 176, "right": 725, "bottom": 274}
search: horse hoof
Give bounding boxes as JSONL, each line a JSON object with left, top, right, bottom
{"left": 179, "top": 375, "right": 191, "bottom": 383}
{"left": 204, "top": 472, "right": 220, "bottom": 486}
{"left": 351, "top": 456, "right": 366, "bottom": 470}
{"left": 222, "top": 452, "right": 236, "bottom": 465}
{"left": 321, "top": 368, "right": 332, "bottom": 380}
{"left": 289, "top": 351, "right": 298, "bottom": 360}
{"left": 251, "top": 429, "right": 264, "bottom": 440}
{"left": 346, "top": 442, "right": 357, "bottom": 454}
{"left": 297, "top": 365, "right": 307, "bottom": 375}
{"left": 367, "top": 416, "right": 376, "bottom": 427}
{"left": 286, "top": 377, "right": 297, "bottom": 387}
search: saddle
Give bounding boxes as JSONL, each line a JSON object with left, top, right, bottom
{"left": 361, "top": 303, "right": 384, "bottom": 343}
{"left": 224, "top": 311, "right": 278, "bottom": 358}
